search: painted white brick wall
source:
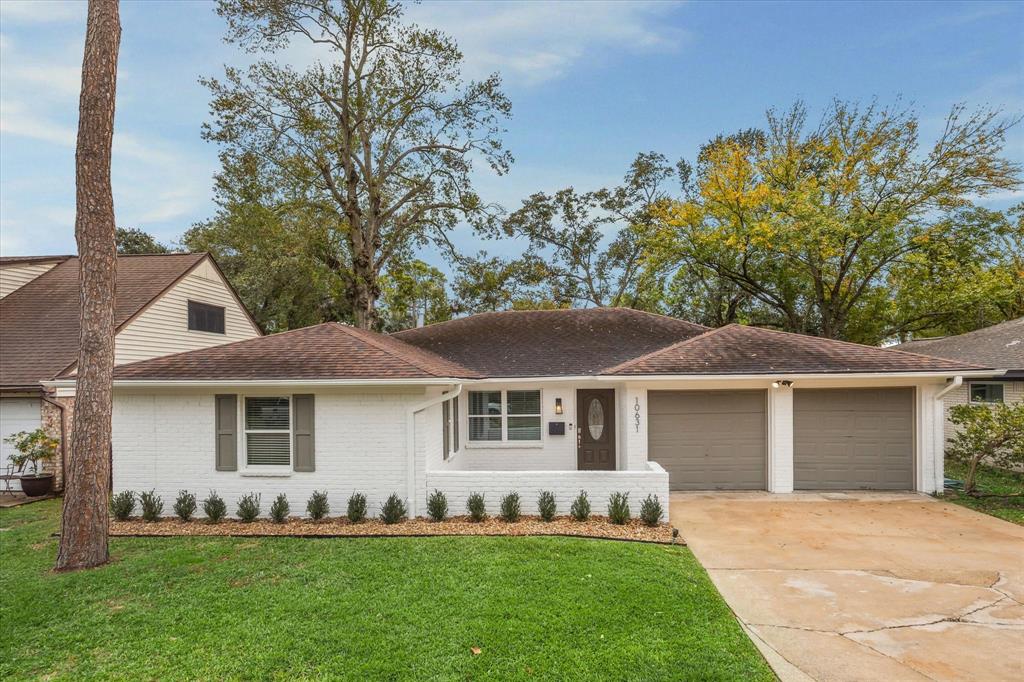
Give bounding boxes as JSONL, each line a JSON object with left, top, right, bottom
{"left": 623, "top": 385, "right": 648, "bottom": 471}
{"left": 112, "top": 390, "right": 423, "bottom": 518}
{"left": 919, "top": 383, "right": 945, "bottom": 494}
{"left": 768, "top": 387, "right": 794, "bottom": 493}
{"left": 426, "top": 462, "right": 670, "bottom": 520}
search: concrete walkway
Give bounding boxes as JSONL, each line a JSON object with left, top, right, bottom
{"left": 671, "top": 492, "right": 1024, "bottom": 682}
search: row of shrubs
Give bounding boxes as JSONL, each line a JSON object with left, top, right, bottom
{"left": 110, "top": 489, "right": 665, "bottom": 527}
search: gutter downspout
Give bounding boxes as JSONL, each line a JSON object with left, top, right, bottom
{"left": 935, "top": 376, "right": 963, "bottom": 401}
{"left": 406, "top": 383, "right": 462, "bottom": 516}
{"left": 40, "top": 395, "right": 66, "bottom": 493}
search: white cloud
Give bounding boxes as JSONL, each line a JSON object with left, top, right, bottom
{"left": 405, "top": 1, "right": 688, "bottom": 86}
{"left": 0, "top": 1, "right": 85, "bottom": 25}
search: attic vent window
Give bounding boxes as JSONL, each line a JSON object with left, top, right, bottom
{"left": 188, "top": 300, "right": 225, "bottom": 334}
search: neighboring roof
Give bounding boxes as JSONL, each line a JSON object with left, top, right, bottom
{"left": 0, "top": 253, "right": 207, "bottom": 389}
{"left": 0, "top": 255, "right": 74, "bottom": 266}
{"left": 893, "top": 318, "right": 1024, "bottom": 376}
{"left": 393, "top": 308, "right": 709, "bottom": 377}
{"left": 111, "top": 322, "right": 479, "bottom": 380}
{"left": 606, "top": 324, "right": 985, "bottom": 376}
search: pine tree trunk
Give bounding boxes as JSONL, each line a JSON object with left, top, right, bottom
{"left": 56, "top": 0, "right": 121, "bottom": 572}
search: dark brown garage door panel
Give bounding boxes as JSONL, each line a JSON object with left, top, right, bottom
{"left": 648, "top": 390, "right": 767, "bottom": 490}
{"left": 794, "top": 388, "right": 914, "bottom": 490}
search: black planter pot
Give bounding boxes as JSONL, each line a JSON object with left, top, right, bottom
{"left": 20, "top": 474, "right": 54, "bottom": 497}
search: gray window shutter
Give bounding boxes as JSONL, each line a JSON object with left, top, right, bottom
{"left": 215, "top": 394, "right": 237, "bottom": 471}
{"left": 293, "top": 394, "right": 315, "bottom": 472}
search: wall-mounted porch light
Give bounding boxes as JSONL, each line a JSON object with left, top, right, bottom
{"left": 771, "top": 380, "right": 794, "bottom": 388}
{"left": 554, "top": 397, "right": 563, "bottom": 415}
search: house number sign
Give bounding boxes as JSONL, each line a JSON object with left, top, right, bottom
{"left": 633, "top": 397, "right": 641, "bottom": 433}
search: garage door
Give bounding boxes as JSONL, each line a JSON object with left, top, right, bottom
{"left": 794, "top": 388, "right": 914, "bottom": 490}
{"left": 0, "top": 398, "right": 42, "bottom": 492}
{"left": 648, "top": 390, "right": 767, "bottom": 490}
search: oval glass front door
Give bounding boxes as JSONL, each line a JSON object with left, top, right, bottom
{"left": 587, "top": 398, "right": 605, "bottom": 440}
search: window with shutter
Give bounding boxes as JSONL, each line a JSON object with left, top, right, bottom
{"left": 244, "top": 396, "right": 291, "bottom": 467}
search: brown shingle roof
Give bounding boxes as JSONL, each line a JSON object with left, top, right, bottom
{"left": 393, "top": 308, "right": 709, "bottom": 377}
{"left": 111, "top": 322, "right": 478, "bottom": 380}
{"left": 893, "top": 318, "right": 1023, "bottom": 374}
{"left": 606, "top": 324, "right": 985, "bottom": 375}
{"left": 0, "top": 253, "right": 207, "bottom": 389}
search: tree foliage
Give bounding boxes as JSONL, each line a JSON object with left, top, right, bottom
{"left": 115, "top": 227, "right": 171, "bottom": 254}
{"left": 947, "top": 402, "right": 1024, "bottom": 494}
{"left": 378, "top": 259, "right": 450, "bottom": 331}
{"left": 205, "top": 0, "right": 511, "bottom": 328}
{"left": 649, "top": 100, "right": 1021, "bottom": 343}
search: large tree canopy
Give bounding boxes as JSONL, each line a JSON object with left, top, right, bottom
{"left": 204, "top": 0, "right": 511, "bottom": 328}
{"left": 649, "top": 101, "right": 1022, "bottom": 343}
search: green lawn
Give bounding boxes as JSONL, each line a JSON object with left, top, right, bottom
{"left": 0, "top": 500, "right": 771, "bottom": 681}
{"left": 944, "top": 459, "right": 1024, "bottom": 525}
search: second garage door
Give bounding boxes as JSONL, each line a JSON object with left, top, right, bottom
{"left": 648, "top": 390, "right": 767, "bottom": 490}
{"left": 794, "top": 388, "right": 914, "bottom": 490}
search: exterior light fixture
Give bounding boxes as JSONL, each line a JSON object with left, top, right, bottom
{"left": 772, "top": 380, "right": 794, "bottom": 388}
{"left": 554, "top": 398, "right": 563, "bottom": 415}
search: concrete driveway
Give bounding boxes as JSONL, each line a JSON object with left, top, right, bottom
{"left": 671, "top": 492, "right": 1024, "bottom": 682}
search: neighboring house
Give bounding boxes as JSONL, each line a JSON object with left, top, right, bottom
{"left": 894, "top": 318, "right": 1024, "bottom": 447}
{"left": 47, "top": 308, "right": 990, "bottom": 520}
{"left": 0, "top": 253, "right": 262, "bottom": 492}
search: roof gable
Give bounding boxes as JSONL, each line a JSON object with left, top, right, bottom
{"left": 606, "top": 324, "right": 984, "bottom": 375}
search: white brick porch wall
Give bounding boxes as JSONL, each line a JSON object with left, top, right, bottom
{"left": 425, "top": 462, "right": 670, "bottom": 518}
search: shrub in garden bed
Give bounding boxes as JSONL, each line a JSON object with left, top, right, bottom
{"left": 537, "top": 490, "right": 556, "bottom": 522}
{"left": 140, "top": 490, "right": 164, "bottom": 522}
{"left": 570, "top": 491, "right": 590, "bottom": 521}
{"left": 379, "top": 493, "right": 407, "bottom": 524}
{"left": 426, "top": 489, "right": 448, "bottom": 522}
{"left": 347, "top": 492, "right": 367, "bottom": 522}
{"left": 237, "top": 492, "right": 261, "bottom": 522}
{"left": 608, "top": 492, "right": 630, "bottom": 525}
{"left": 499, "top": 492, "right": 521, "bottom": 522}
{"left": 466, "top": 492, "right": 487, "bottom": 522}
{"left": 639, "top": 494, "right": 663, "bottom": 527}
{"left": 203, "top": 491, "right": 227, "bottom": 523}
{"left": 173, "top": 490, "right": 197, "bottom": 521}
{"left": 307, "top": 490, "right": 330, "bottom": 520}
{"left": 110, "top": 490, "right": 135, "bottom": 521}
{"left": 270, "top": 493, "right": 289, "bottom": 523}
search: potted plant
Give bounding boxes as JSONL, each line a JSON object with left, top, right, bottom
{"left": 4, "top": 428, "right": 59, "bottom": 497}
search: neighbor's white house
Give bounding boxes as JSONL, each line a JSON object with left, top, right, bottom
{"left": 46, "top": 308, "right": 993, "bottom": 520}
{"left": 0, "top": 253, "right": 261, "bottom": 491}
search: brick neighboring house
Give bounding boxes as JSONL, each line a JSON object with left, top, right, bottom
{"left": 0, "top": 253, "right": 261, "bottom": 493}
{"left": 894, "top": 317, "right": 1024, "bottom": 447}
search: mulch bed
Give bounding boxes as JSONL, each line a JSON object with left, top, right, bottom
{"left": 110, "top": 515, "right": 680, "bottom": 544}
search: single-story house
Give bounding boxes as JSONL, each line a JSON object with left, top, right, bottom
{"left": 48, "top": 308, "right": 991, "bottom": 520}
{"left": 0, "top": 253, "right": 261, "bottom": 491}
{"left": 894, "top": 317, "right": 1023, "bottom": 445}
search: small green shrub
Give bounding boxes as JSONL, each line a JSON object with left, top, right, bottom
{"left": 347, "top": 492, "right": 367, "bottom": 522}
{"left": 270, "top": 493, "right": 289, "bottom": 523}
{"left": 537, "top": 490, "right": 556, "bottom": 522}
{"left": 570, "top": 490, "right": 590, "bottom": 521}
{"left": 203, "top": 491, "right": 227, "bottom": 523}
{"left": 307, "top": 490, "right": 330, "bottom": 520}
{"left": 110, "top": 490, "right": 135, "bottom": 521}
{"left": 173, "top": 490, "right": 196, "bottom": 521}
{"left": 237, "top": 492, "right": 261, "bottom": 522}
{"left": 139, "top": 490, "right": 164, "bottom": 522}
{"left": 426, "top": 489, "right": 448, "bottom": 522}
{"left": 379, "top": 493, "right": 408, "bottom": 524}
{"left": 607, "top": 491, "right": 630, "bottom": 525}
{"left": 639, "top": 494, "right": 663, "bottom": 527}
{"left": 499, "top": 492, "right": 521, "bottom": 522}
{"left": 466, "top": 492, "right": 487, "bottom": 522}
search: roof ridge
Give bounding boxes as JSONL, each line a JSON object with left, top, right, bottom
{"left": 330, "top": 323, "right": 473, "bottom": 378}
{"left": 601, "top": 324, "right": 732, "bottom": 374}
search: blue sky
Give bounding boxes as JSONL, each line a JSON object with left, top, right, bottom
{"left": 1, "top": 0, "right": 1022, "bottom": 263}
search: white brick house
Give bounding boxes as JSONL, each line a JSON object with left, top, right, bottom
{"left": 50, "top": 309, "right": 993, "bottom": 520}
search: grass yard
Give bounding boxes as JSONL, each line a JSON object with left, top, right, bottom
{"left": 944, "top": 458, "right": 1024, "bottom": 525}
{"left": 0, "top": 500, "right": 771, "bottom": 681}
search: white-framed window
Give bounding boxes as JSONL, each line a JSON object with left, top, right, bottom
{"left": 243, "top": 396, "right": 292, "bottom": 467}
{"left": 468, "top": 390, "right": 542, "bottom": 442}
{"left": 970, "top": 383, "right": 1004, "bottom": 403}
